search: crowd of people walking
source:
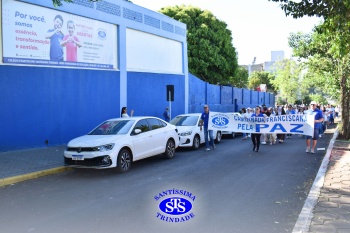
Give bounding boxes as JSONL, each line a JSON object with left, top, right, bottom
{"left": 238, "top": 102, "right": 339, "bottom": 153}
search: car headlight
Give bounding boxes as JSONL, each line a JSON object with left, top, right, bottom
{"left": 94, "top": 143, "right": 115, "bottom": 152}
{"left": 179, "top": 131, "right": 192, "bottom": 136}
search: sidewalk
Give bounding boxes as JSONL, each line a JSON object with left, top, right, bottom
{"left": 0, "top": 145, "right": 71, "bottom": 187}
{"left": 307, "top": 139, "right": 350, "bottom": 233}
{"left": 293, "top": 123, "right": 350, "bottom": 233}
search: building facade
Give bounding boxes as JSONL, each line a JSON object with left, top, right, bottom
{"left": 0, "top": 0, "right": 274, "bottom": 151}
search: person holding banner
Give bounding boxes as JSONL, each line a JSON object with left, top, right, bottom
{"left": 276, "top": 106, "right": 286, "bottom": 143}
{"left": 286, "top": 105, "right": 296, "bottom": 138}
{"left": 241, "top": 108, "right": 248, "bottom": 139}
{"left": 200, "top": 105, "right": 215, "bottom": 151}
{"left": 246, "top": 108, "right": 252, "bottom": 138}
{"left": 251, "top": 106, "right": 264, "bottom": 152}
{"left": 264, "top": 107, "right": 276, "bottom": 145}
{"left": 306, "top": 101, "right": 324, "bottom": 154}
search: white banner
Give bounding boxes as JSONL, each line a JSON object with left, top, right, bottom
{"left": 208, "top": 112, "right": 315, "bottom": 136}
{"left": 2, "top": 0, "right": 117, "bottom": 69}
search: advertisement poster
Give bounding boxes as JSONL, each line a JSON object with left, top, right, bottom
{"left": 2, "top": 0, "right": 117, "bottom": 69}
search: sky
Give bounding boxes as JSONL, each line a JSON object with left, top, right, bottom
{"left": 131, "top": 0, "right": 322, "bottom": 65}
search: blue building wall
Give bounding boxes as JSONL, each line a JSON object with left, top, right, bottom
{"left": 188, "top": 73, "right": 206, "bottom": 113}
{"left": 188, "top": 74, "right": 275, "bottom": 114}
{"left": 0, "top": 0, "right": 189, "bottom": 151}
{"left": 221, "top": 86, "right": 233, "bottom": 105}
{"left": 0, "top": 65, "right": 120, "bottom": 151}
{"left": 127, "top": 72, "right": 186, "bottom": 119}
{"left": 0, "top": 1, "right": 275, "bottom": 151}
{"left": 0, "top": 67, "right": 276, "bottom": 152}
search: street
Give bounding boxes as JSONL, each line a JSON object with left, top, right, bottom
{"left": 0, "top": 133, "right": 331, "bottom": 233}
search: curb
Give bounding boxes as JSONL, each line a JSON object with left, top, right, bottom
{"left": 0, "top": 166, "right": 72, "bottom": 188}
{"left": 292, "top": 129, "right": 339, "bottom": 233}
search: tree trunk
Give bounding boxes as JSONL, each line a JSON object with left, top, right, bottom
{"left": 339, "top": 74, "right": 350, "bottom": 140}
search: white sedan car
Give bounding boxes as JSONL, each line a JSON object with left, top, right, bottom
{"left": 170, "top": 113, "right": 221, "bottom": 150}
{"left": 64, "top": 117, "right": 179, "bottom": 172}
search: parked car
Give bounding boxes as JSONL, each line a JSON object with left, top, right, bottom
{"left": 64, "top": 117, "right": 179, "bottom": 173}
{"left": 222, "top": 112, "right": 242, "bottom": 138}
{"left": 169, "top": 113, "right": 221, "bottom": 150}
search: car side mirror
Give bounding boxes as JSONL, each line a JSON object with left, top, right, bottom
{"left": 134, "top": 129, "right": 142, "bottom": 134}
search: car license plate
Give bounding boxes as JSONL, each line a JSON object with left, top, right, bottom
{"left": 72, "top": 155, "right": 84, "bottom": 160}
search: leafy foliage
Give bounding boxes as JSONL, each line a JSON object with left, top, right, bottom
{"left": 270, "top": 0, "right": 350, "bottom": 55}
{"left": 160, "top": 5, "right": 238, "bottom": 85}
{"left": 289, "top": 25, "right": 350, "bottom": 139}
{"left": 231, "top": 66, "right": 248, "bottom": 88}
{"left": 269, "top": 59, "right": 304, "bottom": 104}
{"left": 247, "top": 71, "right": 276, "bottom": 93}
{"left": 274, "top": 0, "right": 350, "bottom": 139}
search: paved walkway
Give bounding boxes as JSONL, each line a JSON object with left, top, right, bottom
{"left": 0, "top": 145, "right": 69, "bottom": 187}
{"left": 307, "top": 140, "right": 350, "bottom": 233}
{"left": 291, "top": 121, "right": 350, "bottom": 233}
{"left": 0, "top": 124, "right": 349, "bottom": 232}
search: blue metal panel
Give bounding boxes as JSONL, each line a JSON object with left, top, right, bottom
{"left": 0, "top": 66, "right": 120, "bottom": 151}
{"left": 251, "top": 91, "right": 259, "bottom": 107}
{"left": 242, "top": 89, "right": 251, "bottom": 107}
{"left": 188, "top": 74, "right": 206, "bottom": 113}
{"left": 126, "top": 72, "right": 185, "bottom": 120}
{"left": 207, "top": 84, "right": 220, "bottom": 106}
{"left": 221, "top": 86, "right": 232, "bottom": 105}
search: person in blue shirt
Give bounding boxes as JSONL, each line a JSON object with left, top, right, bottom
{"left": 199, "top": 105, "right": 215, "bottom": 151}
{"left": 251, "top": 106, "right": 264, "bottom": 152}
{"left": 306, "top": 101, "right": 324, "bottom": 154}
{"left": 329, "top": 111, "right": 334, "bottom": 124}
{"left": 163, "top": 107, "right": 170, "bottom": 122}
{"left": 46, "top": 15, "right": 64, "bottom": 61}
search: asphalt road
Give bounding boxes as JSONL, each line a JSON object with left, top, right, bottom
{"left": 0, "top": 133, "right": 330, "bottom": 233}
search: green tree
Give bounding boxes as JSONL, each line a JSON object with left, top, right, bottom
{"left": 160, "top": 5, "right": 238, "bottom": 84}
{"left": 231, "top": 66, "right": 248, "bottom": 88}
{"left": 270, "top": 0, "right": 350, "bottom": 139}
{"left": 248, "top": 71, "right": 276, "bottom": 93}
{"left": 270, "top": 59, "right": 305, "bottom": 104}
{"left": 271, "top": 59, "right": 303, "bottom": 104}
{"left": 289, "top": 29, "right": 350, "bottom": 138}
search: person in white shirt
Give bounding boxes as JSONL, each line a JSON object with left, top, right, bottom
{"left": 120, "top": 107, "right": 134, "bottom": 118}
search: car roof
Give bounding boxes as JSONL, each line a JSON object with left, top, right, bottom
{"left": 106, "top": 116, "right": 163, "bottom": 121}
{"left": 174, "top": 113, "right": 201, "bottom": 117}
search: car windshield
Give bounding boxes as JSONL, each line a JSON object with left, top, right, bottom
{"left": 88, "top": 120, "right": 135, "bottom": 135}
{"left": 170, "top": 116, "right": 198, "bottom": 126}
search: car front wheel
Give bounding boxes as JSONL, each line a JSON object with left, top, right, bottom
{"left": 215, "top": 131, "right": 222, "bottom": 143}
{"left": 116, "top": 148, "right": 132, "bottom": 173}
{"left": 163, "top": 139, "right": 176, "bottom": 159}
{"left": 192, "top": 135, "right": 200, "bottom": 150}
